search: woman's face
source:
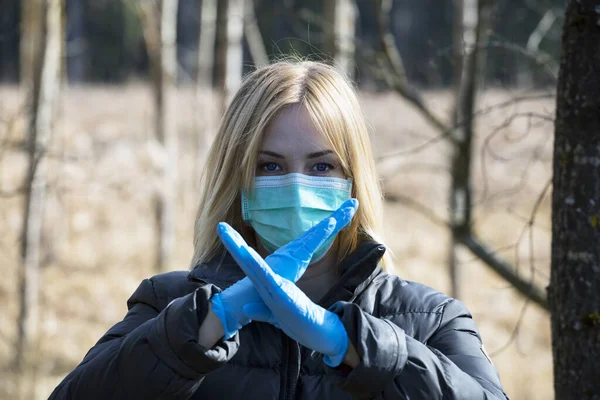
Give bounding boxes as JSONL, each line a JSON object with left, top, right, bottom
{"left": 256, "top": 104, "right": 346, "bottom": 179}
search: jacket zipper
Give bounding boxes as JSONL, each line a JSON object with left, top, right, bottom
{"left": 280, "top": 333, "right": 300, "bottom": 400}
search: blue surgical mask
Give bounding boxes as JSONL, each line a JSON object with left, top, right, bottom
{"left": 242, "top": 173, "right": 352, "bottom": 263}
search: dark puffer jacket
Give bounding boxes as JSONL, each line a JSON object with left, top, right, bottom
{"left": 50, "top": 241, "right": 509, "bottom": 399}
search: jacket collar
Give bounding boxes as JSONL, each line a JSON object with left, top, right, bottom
{"left": 188, "top": 239, "right": 387, "bottom": 307}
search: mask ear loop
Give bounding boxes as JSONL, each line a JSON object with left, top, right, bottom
{"left": 241, "top": 190, "right": 250, "bottom": 222}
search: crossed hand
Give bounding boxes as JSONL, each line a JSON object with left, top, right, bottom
{"left": 210, "top": 198, "right": 358, "bottom": 367}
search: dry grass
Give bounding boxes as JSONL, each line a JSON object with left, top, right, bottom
{"left": 0, "top": 84, "right": 554, "bottom": 399}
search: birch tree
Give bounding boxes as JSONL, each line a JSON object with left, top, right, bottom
{"left": 196, "top": 0, "right": 218, "bottom": 170}
{"left": 216, "top": 0, "right": 245, "bottom": 108}
{"left": 550, "top": 0, "right": 600, "bottom": 397}
{"left": 324, "top": 0, "right": 356, "bottom": 78}
{"left": 448, "top": 0, "right": 492, "bottom": 298}
{"left": 15, "top": 0, "right": 63, "bottom": 397}
{"left": 244, "top": 0, "right": 268, "bottom": 68}
{"left": 198, "top": 0, "right": 217, "bottom": 88}
{"left": 139, "top": 0, "right": 179, "bottom": 272}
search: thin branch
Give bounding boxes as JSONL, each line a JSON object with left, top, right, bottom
{"left": 478, "top": 113, "right": 538, "bottom": 205}
{"left": 375, "top": 130, "right": 451, "bottom": 162}
{"left": 461, "top": 234, "right": 549, "bottom": 310}
{"left": 0, "top": 187, "right": 25, "bottom": 197}
{"left": 379, "top": 162, "right": 451, "bottom": 181}
{"left": 376, "top": 93, "right": 554, "bottom": 164}
{"left": 384, "top": 191, "right": 552, "bottom": 306}
{"left": 0, "top": 108, "right": 23, "bottom": 163}
{"left": 505, "top": 206, "right": 551, "bottom": 232}
{"left": 477, "top": 112, "right": 552, "bottom": 207}
{"left": 372, "top": 0, "right": 450, "bottom": 136}
{"left": 489, "top": 295, "right": 531, "bottom": 357}
{"left": 384, "top": 192, "right": 449, "bottom": 227}
{"left": 478, "top": 39, "right": 558, "bottom": 79}
{"left": 526, "top": 9, "right": 557, "bottom": 52}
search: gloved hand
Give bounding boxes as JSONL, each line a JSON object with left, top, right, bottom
{"left": 210, "top": 198, "right": 358, "bottom": 339}
{"left": 220, "top": 239, "right": 350, "bottom": 367}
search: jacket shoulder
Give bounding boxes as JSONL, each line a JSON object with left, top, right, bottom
{"left": 127, "top": 270, "right": 199, "bottom": 312}
{"left": 363, "top": 272, "right": 459, "bottom": 341}
{"left": 369, "top": 272, "right": 452, "bottom": 314}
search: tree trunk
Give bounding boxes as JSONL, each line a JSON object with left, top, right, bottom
{"left": 157, "top": 0, "right": 178, "bottom": 273}
{"left": 20, "top": 0, "right": 45, "bottom": 85}
{"left": 550, "top": 1, "right": 600, "bottom": 398}
{"left": 197, "top": 0, "right": 217, "bottom": 88}
{"left": 196, "top": 0, "right": 218, "bottom": 177}
{"left": 323, "top": 0, "right": 356, "bottom": 78}
{"left": 244, "top": 0, "right": 268, "bottom": 68}
{"left": 139, "top": 0, "right": 179, "bottom": 273}
{"left": 15, "top": 0, "right": 63, "bottom": 397}
{"left": 216, "top": 0, "right": 244, "bottom": 108}
{"left": 448, "top": 0, "right": 491, "bottom": 299}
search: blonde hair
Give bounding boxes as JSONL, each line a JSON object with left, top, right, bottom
{"left": 191, "top": 60, "right": 393, "bottom": 270}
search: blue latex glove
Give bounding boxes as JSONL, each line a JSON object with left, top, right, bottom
{"left": 218, "top": 233, "right": 351, "bottom": 367}
{"left": 211, "top": 198, "right": 358, "bottom": 340}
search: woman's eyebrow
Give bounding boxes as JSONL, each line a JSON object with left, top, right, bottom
{"left": 259, "top": 150, "right": 334, "bottom": 159}
{"left": 259, "top": 150, "right": 285, "bottom": 159}
{"left": 307, "top": 150, "right": 333, "bottom": 159}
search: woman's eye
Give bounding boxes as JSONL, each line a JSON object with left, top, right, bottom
{"left": 312, "top": 162, "right": 335, "bottom": 173}
{"left": 260, "top": 162, "right": 281, "bottom": 172}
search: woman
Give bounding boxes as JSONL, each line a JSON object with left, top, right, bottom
{"left": 50, "top": 61, "right": 508, "bottom": 399}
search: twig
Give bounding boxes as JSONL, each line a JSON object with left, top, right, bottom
{"left": 477, "top": 112, "right": 552, "bottom": 207}
{"left": 489, "top": 295, "right": 531, "bottom": 357}
{"left": 0, "top": 187, "right": 25, "bottom": 197}
{"left": 526, "top": 9, "right": 557, "bottom": 53}
{"left": 375, "top": 130, "right": 451, "bottom": 162}
{"left": 384, "top": 191, "right": 449, "bottom": 227}
{"left": 376, "top": 93, "right": 554, "bottom": 164}
{"left": 461, "top": 234, "right": 548, "bottom": 310}
{"left": 373, "top": 0, "right": 450, "bottom": 136}
{"left": 478, "top": 39, "right": 558, "bottom": 79}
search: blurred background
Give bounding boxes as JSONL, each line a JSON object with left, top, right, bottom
{"left": 0, "top": 0, "right": 559, "bottom": 398}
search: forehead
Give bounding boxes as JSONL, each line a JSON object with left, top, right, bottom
{"left": 261, "top": 104, "right": 330, "bottom": 152}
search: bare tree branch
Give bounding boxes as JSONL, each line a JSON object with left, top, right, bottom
{"left": 384, "top": 191, "right": 449, "bottom": 227}
{"left": 376, "top": 93, "right": 555, "bottom": 164}
{"left": 489, "top": 295, "right": 531, "bottom": 357}
{"left": 477, "top": 40, "right": 558, "bottom": 79}
{"left": 375, "top": 130, "right": 451, "bottom": 162}
{"left": 527, "top": 9, "right": 557, "bottom": 53}
{"left": 477, "top": 111, "right": 552, "bottom": 207}
{"left": 462, "top": 235, "right": 548, "bottom": 310}
{"left": 369, "top": 0, "right": 551, "bottom": 310}
{"left": 0, "top": 187, "right": 25, "bottom": 197}
{"left": 372, "top": 0, "right": 450, "bottom": 136}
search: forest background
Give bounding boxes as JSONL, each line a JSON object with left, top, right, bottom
{"left": 0, "top": 0, "right": 562, "bottom": 398}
